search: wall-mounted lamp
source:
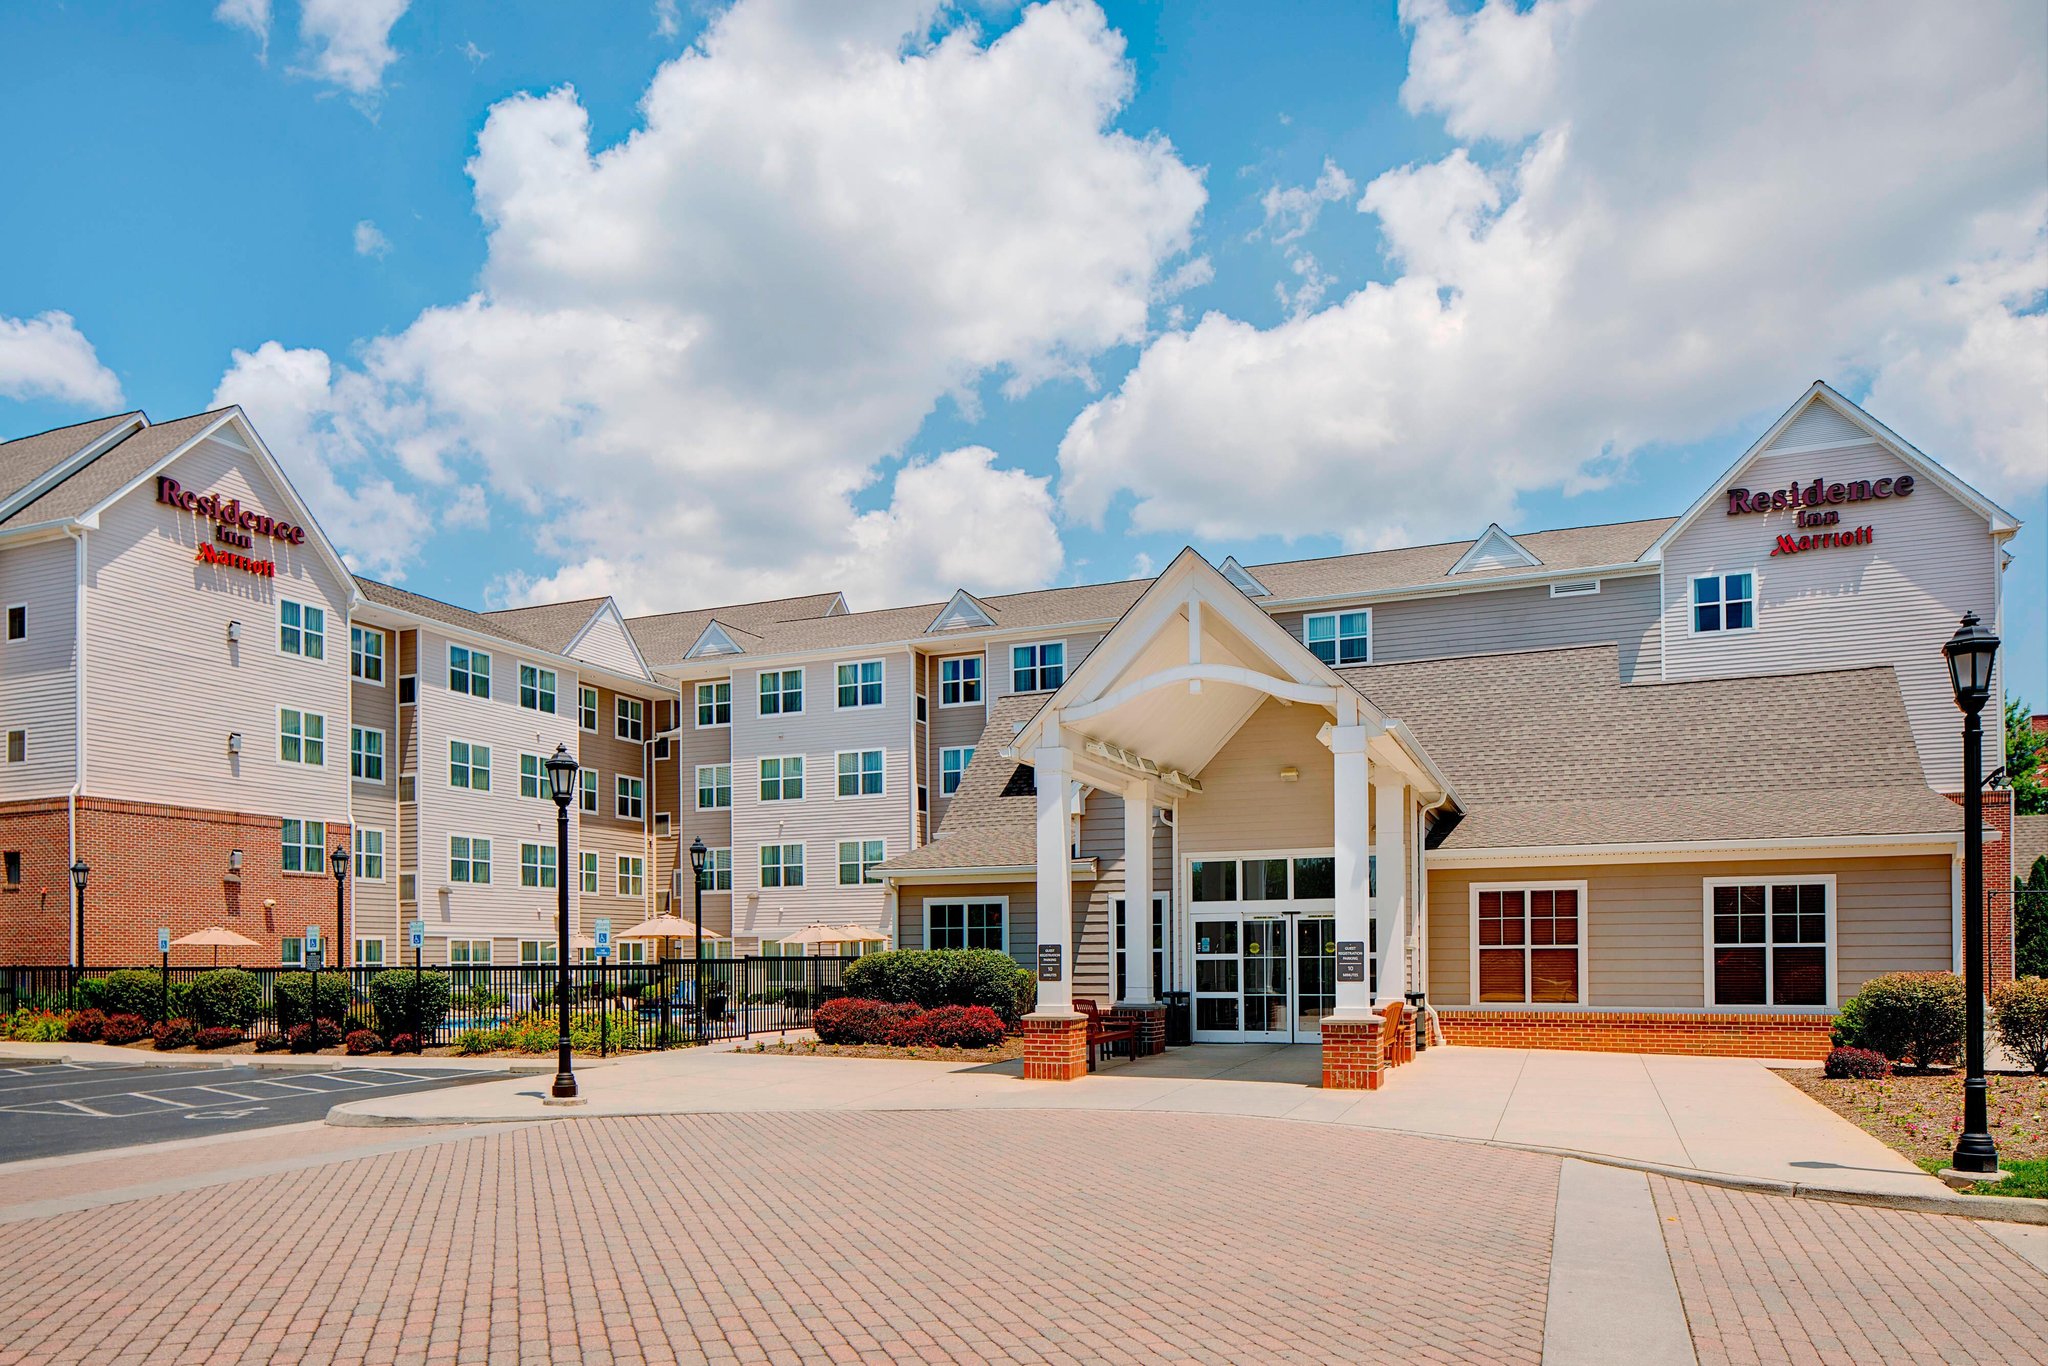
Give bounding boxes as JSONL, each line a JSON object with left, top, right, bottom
{"left": 226, "top": 732, "right": 242, "bottom": 755}
{"left": 226, "top": 620, "right": 240, "bottom": 644}
{"left": 1279, "top": 765, "right": 1300, "bottom": 783}
{"left": 228, "top": 849, "right": 243, "bottom": 876}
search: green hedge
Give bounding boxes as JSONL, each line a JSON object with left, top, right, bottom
{"left": 78, "top": 969, "right": 185, "bottom": 1023}
{"left": 273, "top": 971, "right": 355, "bottom": 1029}
{"left": 840, "top": 949, "right": 1034, "bottom": 1025}
{"left": 1831, "top": 971, "right": 1966, "bottom": 1069}
{"left": 368, "top": 969, "right": 453, "bottom": 1038}
{"left": 185, "top": 969, "right": 262, "bottom": 1029}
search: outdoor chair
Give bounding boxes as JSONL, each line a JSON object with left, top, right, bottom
{"left": 1073, "top": 998, "right": 1139, "bottom": 1071}
{"left": 1380, "top": 1000, "right": 1410, "bottom": 1066}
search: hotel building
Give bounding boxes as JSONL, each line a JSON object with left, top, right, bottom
{"left": 0, "top": 383, "right": 2023, "bottom": 1074}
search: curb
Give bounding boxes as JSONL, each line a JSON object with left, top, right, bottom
{"left": 1, "top": 1048, "right": 549, "bottom": 1076}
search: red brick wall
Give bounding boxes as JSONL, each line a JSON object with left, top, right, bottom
{"left": 1320, "top": 1016, "right": 1386, "bottom": 1089}
{"left": 1435, "top": 1010, "right": 1836, "bottom": 1060}
{"left": 1948, "top": 786, "right": 2015, "bottom": 983}
{"left": 0, "top": 797, "right": 349, "bottom": 965}
{"left": 1020, "top": 1014, "right": 1088, "bottom": 1081}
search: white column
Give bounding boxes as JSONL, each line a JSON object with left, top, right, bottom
{"left": 1120, "top": 779, "right": 1154, "bottom": 1005}
{"left": 1373, "top": 776, "right": 1408, "bottom": 1004}
{"left": 1328, "top": 724, "right": 1375, "bottom": 1019}
{"left": 1033, "top": 744, "right": 1075, "bottom": 1014}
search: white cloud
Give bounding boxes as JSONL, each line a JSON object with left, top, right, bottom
{"left": 226, "top": 0, "right": 1203, "bottom": 607}
{"left": 353, "top": 220, "right": 392, "bottom": 258}
{"left": 213, "top": 0, "right": 272, "bottom": 60}
{"left": 294, "top": 0, "right": 409, "bottom": 98}
{"left": 653, "top": 1, "right": 681, "bottom": 39}
{"left": 1257, "top": 158, "right": 1356, "bottom": 246}
{"left": 0, "top": 311, "right": 123, "bottom": 409}
{"left": 1059, "top": 0, "right": 2048, "bottom": 548}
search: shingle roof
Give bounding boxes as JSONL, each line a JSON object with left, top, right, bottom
{"left": 0, "top": 412, "right": 142, "bottom": 506}
{"left": 876, "top": 694, "right": 1048, "bottom": 873}
{"left": 624, "top": 592, "right": 849, "bottom": 665}
{"left": 481, "top": 597, "right": 609, "bottom": 653}
{"left": 2, "top": 411, "right": 231, "bottom": 527}
{"left": 354, "top": 576, "right": 560, "bottom": 652}
{"left": 2015, "top": 815, "right": 2048, "bottom": 884}
{"left": 1245, "top": 517, "right": 1676, "bottom": 600}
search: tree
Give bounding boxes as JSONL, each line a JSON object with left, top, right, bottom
{"left": 2019, "top": 854, "right": 2048, "bottom": 981}
{"left": 2007, "top": 698, "right": 2047, "bottom": 816}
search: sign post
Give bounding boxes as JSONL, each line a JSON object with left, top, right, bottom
{"left": 595, "top": 919, "right": 612, "bottom": 1058}
{"left": 158, "top": 928, "right": 171, "bottom": 1023}
{"left": 409, "top": 919, "right": 425, "bottom": 1051}
{"left": 305, "top": 924, "right": 322, "bottom": 1045}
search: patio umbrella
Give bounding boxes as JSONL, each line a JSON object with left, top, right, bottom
{"left": 617, "top": 914, "right": 727, "bottom": 956}
{"left": 832, "top": 925, "right": 891, "bottom": 944}
{"left": 169, "top": 926, "right": 261, "bottom": 966}
{"left": 779, "top": 923, "right": 891, "bottom": 955}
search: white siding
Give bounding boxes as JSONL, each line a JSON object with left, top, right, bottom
{"left": 1660, "top": 428, "right": 2002, "bottom": 790}
{"left": 0, "top": 536, "right": 78, "bottom": 799}
{"left": 571, "top": 606, "right": 645, "bottom": 677}
{"left": 82, "top": 436, "right": 352, "bottom": 821}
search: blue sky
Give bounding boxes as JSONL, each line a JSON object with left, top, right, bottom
{"left": 1, "top": 1, "right": 2042, "bottom": 705}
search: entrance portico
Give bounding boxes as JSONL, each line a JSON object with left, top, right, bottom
{"left": 1009, "top": 549, "right": 1453, "bottom": 1086}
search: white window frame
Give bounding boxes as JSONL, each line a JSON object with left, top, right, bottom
{"left": 4, "top": 603, "right": 25, "bottom": 642}
{"left": 938, "top": 656, "right": 982, "bottom": 707}
{"left": 398, "top": 674, "right": 417, "bottom": 706}
{"left": 1009, "top": 641, "right": 1065, "bottom": 693}
{"left": 3, "top": 729, "right": 21, "bottom": 765}
{"left": 924, "top": 897, "right": 1008, "bottom": 953}
{"left": 940, "top": 746, "right": 973, "bottom": 797}
{"left": 617, "top": 855, "right": 645, "bottom": 898}
{"left": 1689, "top": 571, "right": 1757, "bottom": 636}
{"left": 835, "top": 749, "right": 885, "bottom": 799}
{"left": 837, "top": 838, "right": 886, "bottom": 886}
{"left": 758, "top": 668, "right": 804, "bottom": 717}
{"left": 1701, "top": 875, "right": 1836, "bottom": 1009}
{"left": 759, "top": 755, "right": 804, "bottom": 802}
{"left": 449, "top": 738, "right": 491, "bottom": 791}
{"left": 353, "top": 827, "right": 385, "bottom": 882}
{"left": 695, "top": 681, "right": 731, "bottom": 728}
{"left": 281, "top": 818, "right": 326, "bottom": 875}
{"left": 279, "top": 598, "right": 326, "bottom": 661}
{"left": 448, "top": 938, "right": 492, "bottom": 965}
{"left": 580, "top": 768, "right": 599, "bottom": 813}
{"left": 1303, "top": 609, "right": 1372, "bottom": 666}
{"left": 520, "top": 842, "right": 559, "bottom": 890}
{"left": 449, "top": 834, "right": 492, "bottom": 885}
{"left": 519, "top": 939, "right": 560, "bottom": 970}
{"left": 353, "top": 937, "right": 386, "bottom": 967}
{"left": 616, "top": 695, "right": 644, "bottom": 742}
{"left": 1467, "top": 881, "right": 1590, "bottom": 1007}
{"left": 579, "top": 685, "right": 599, "bottom": 732}
{"left": 518, "top": 662, "right": 558, "bottom": 715}
{"left": 350, "top": 625, "right": 385, "bottom": 684}
{"left": 616, "top": 775, "right": 645, "bottom": 821}
{"left": 278, "top": 707, "right": 326, "bottom": 767}
{"left": 350, "top": 725, "right": 386, "bottom": 783}
{"left": 655, "top": 811, "right": 672, "bottom": 838}
{"left": 760, "top": 843, "right": 804, "bottom": 889}
{"left": 835, "top": 659, "right": 885, "bottom": 710}
{"left": 519, "top": 752, "right": 548, "bottom": 801}
{"left": 706, "top": 847, "right": 732, "bottom": 892}
{"left": 280, "top": 938, "right": 304, "bottom": 967}
{"left": 580, "top": 851, "right": 600, "bottom": 894}
{"left": 448, "top": 643, "right": 491, "bottom": 698}
{"left": 696, "top": 763, "right": 732, "bottom": 810}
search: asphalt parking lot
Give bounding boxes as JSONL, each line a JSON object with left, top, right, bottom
{"left": 0, "top": 1061, "right": 495, "bottom": 1161}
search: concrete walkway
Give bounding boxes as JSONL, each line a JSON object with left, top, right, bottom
{"left": 326, "top": 1041, "right": 1965, "bottom": 1202}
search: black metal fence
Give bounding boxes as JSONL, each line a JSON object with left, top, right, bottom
{"left": 0, "top": 956, "right": 858, "bottom": 1052}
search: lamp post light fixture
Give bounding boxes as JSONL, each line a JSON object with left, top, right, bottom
{"left": 544, "top": 743, "right": 581, "bottom": 1103}
{"left": 330, "top": 844, "right": 349, "bottom": 969}
{"left": 1943, "top": 610, "right": 2002, "bottom": 1182}
{"left": 69, "top": 860, "right": 88, "bottom": 990}
{"left": 688, "top": 837, "right": 709, "bottom": 1044}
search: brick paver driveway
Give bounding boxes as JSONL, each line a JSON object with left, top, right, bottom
{"left": 0, "top": 1111, "right": 2039, "bottom": 1365}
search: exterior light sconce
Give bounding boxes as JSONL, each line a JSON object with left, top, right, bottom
{"left": 1279, "top": 765, "right": 1300, "bottom": 782}
{"left": 226, "top": 849, "right": 243, "bottom": 882}
{"left": 226, "top": 732, "right": 243, "bottom": 755}
{"left": 226, "top": 620, "right": 240, "bottom": 643}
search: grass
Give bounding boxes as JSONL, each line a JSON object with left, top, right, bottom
{"left": 1775, "top": 1068, "right": 2048, "bottom": 1198}
{"left": 750, "top": 1037, "right": 1024, "bottom": 1063}
{"left": 1912, "top": 1156, "right": 2048, "bottom": 1199}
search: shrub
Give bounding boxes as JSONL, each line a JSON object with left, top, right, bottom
{"left": 66, "top": 1007, "right": 107, "bottom": 1042}
{"left": 452, "top": 1026, "right": 502, "bottom": 1055}
{"left": 253, "top": 1031, "right": 289, "bottom": 1053}
{"left": 451, "top": 985, "right": 507, "bottom": 1013}
{"left": 101, "top": 1013, "right": 147, "bottom": 1045}
{"left": 195, "top": 1026, "right": 243, "bottom": 1050}
{"left": 367, "top": 969, "right": 452, "bottom": 1039}
{"left": 387, "top": 1033, "right": 419, "bottom": 1055}
{"left": 344, "top": 1029, "right": 384, "bottom": 1056}
{"left": 7, "top": 1008, "right": 70, "bottom": 1042}
{"left": 1992, "top": 978, "right": 2048, "bottom": 1075}
{"left": 840, "top": 949, "right": 1035, "bottom": 1024}
{"left": 185, "top": 969, "right": 262, "bottom": 1030}
{"left": 812, "top": 997, "right": 923, "bottom": 1045}
{"left": 78, "top": 970, "right": 185, "bottom": 1023}
{"left": 151, "top": 1017, "right": 198, "bottom": 1050}
{"left": 274, "top": 972, "right": 355, "bottom": 1030}
{"left": 915, "top": 1004, "right": 1006, "bottom": 1049}
{"left": 1831, "top": 972, "right": 1967, "bottom": 1069}
{"left": 1823, "top": 1046, "right": 1891, "bottom": 1079}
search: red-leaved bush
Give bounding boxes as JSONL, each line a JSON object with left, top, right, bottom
{"left": 66, "top": 1007, "right": 107, "bottom": 1042}
{"left": 914, "top": 1005, "right": 1006, "bottom": 1048}
{"left": 344, "top": 1029, "right": 384, "bottom": 1056}
{"left": 812, "top": 997, "right": 1005, "bottom": 1048}
{"left": 387, "top": 1033, "right": 419, "bottom": 1054}
{"left": 100, "top": 1013, "right": 147, "bottom": 1045}
{"left": 195, "top": 1026, "right": 243, "bottom": 1050}
{"left": 813, "top": 998, "right": 924, "bottom": 1045}
{"left": 1823, "top": 1046, "right": 1892, "bottom": 1080}
{"left": 151, "top": 1017, "right": 198, "bottom": 1050}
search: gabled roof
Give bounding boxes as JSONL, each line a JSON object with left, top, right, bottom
{"left": 481, "top": 597, "right": 610, "bottom": 653}
{"left": 876, "top": 693, "right": 1048, "bottom": 874}
{"left": 1217, "top": 556, "right": 1270, "bottom": 597}
{"left": 1446, "top": 523, "right": 1540, "bottom": 575}
{"left": 686, "top": 621, "right": 754, "bottom": 659}
{"left": 356, "top": 575, "right": 558, "bottom": 650}
{"left": 623, "top": 591, "right": 848, "bottom": 666}
{"left": 927, "top": 589, "right": 996, "bottom": 632}
{"left": 0, "top": 411, "right": 144, "bottom": 510}
{"left": 1, "top": 409, "right": 231, "bottom": 528}
{"left": 1241, "top": 517, "right": 1674, "bottom": 602}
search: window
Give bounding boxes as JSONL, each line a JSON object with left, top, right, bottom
{"left": 653, "top": 736, "right": 670, "bottom": 760}
{"left": 696, "top": 681, "right": 731, "bottom": 727}
{"left": 398, "top": 675, "right": 417, "bottom": 706}
{"left": 939, "top": 656, "right": 982, "bottom": 706}
{"left": 927, "top": 900, "right": 1005, "bottom": 951}
{"left": 584, "top": 939, "right": 647, "bottom": 965}
{"left": 280, "top": 938, "right": 303, "bottom": 967}
{"left": 279, "top": 709, "right": 325, "bottom": 766}
{"left": 449, "top": 644, "right": 491, "bottom": 698}
{"left": 760, "top": 844, "right": 804, "bottom": 888}
{"left": 616, "top": 776, "right": 644, "bottom": 820}
{"left": 579, "top": 686, "right": 599, "bottom": 731}
{"left": 280, "top": 599, "right": 325, "bottom": 659}
{"left": 399, "top": 773, "right": 417, "bottom": 803}
{"left": 1010, "top": 642, "right": 1065, "bottom": 693}
{"left": 5, "top": 605, "right": 23, "bottom": 641}
{"left": 520, "top": 843, "right": 558, "bottom": 889}
{"left": 838, "top": 839, "right": 885, "bottom": 886}
{"left": 1475, "top": 885, "right": 1584, "bottom": 1004}
{"left": 1691, "top": 572, "right": 1755, "bottom": 634}
{"left": 449, "top": 939, "right": 491, "bottom": 965}
{"left": 656, "top": 812, "right": 672, "bottom": 838}
{"left": 449, "top": 739, "right": 490, "bottom": 791}
{"left": 580, "top": 768, "right": 598, "bottom": 813}
{"left": 350, "top": 727, "right": 385, "bottom": 782}
{"left": 837, "top": 749, "right": 884, "bottom": 797}
{"left": 281, "top": 818, "right": 325, "bottom": 873}
{"left": 1115, "top": 896, "right": 1167, "bottom": 1002}
{"left": 1709, "top": 880, "right": 1830, "bottom": 1006}
{"left": 519, "top": 753, "right": 546, "bottom": 800}
{"left": 616, "top": 696, "right": 644, "bottom": 741}
{"left": 758, "top": 669, "right": 803, "bottom": 716}
{"left": 760, "top": 755, "right": 804, "bottom": 801}
{"left": 519, "top": 664, "right": 557, "bottom": 713}
{"left": 697, "top": 764, "right": 732, "bottom": 809}
{"left": 1304, "top": 610, "right": 1371, "bottom": 666}
{"left": 449, "top": 835, "right": 491, "bottom": 884}
{"left": 917, "top": 695, "right": 926, "bottom": 723}
{"left": 580, "top": 852, "right": 599, "bottom": 894}
{"left": 4, "top": 730, "right": 22, "bottom": 765}
{"left": 617, "top": 856, "right": 644, "bottom": 898}
{"left": 706, "top": 847, "right": 732, "bottom": 892}
{"left": 3, "top": 851, "right": 18, "bottom": 886}
{"left": 836, "top": 660, "right": 883, "bottom": 709}
{"left": 354, "top": 939, "right": 385, "bottom": 967}
{"left": 940, "top": 747, "right": 973, "bottom": 796}
{"left": 399, "top": 872, "right": 417, "bottom": 903}
{"left": 350, "top": 626, "right": 384, "bottom": 683}
{"left": 354, "top": 827, "right": 385, "bottom": 881}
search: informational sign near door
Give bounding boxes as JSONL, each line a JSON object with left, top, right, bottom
{"left": 1036, "top": 943, "right": 1063, "bottom": 983}
{"left": 1335, "top": 941, "right": 1367, "bottom": 983}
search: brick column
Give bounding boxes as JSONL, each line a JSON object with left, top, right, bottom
{"left": 1320, "top": 1015, "right": 1385, "bottom": 1090}
{"left": 1110, "top": 1003, "right": 1167, "bottom": 1057}
{"left": 1950, "top": 787, "right": 2017, "bottom": 984}
{"left": 1021, "top": 1013, "right": 1088, "bottom": 1081}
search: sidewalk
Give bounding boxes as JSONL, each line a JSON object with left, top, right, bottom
{"left": 326, "top": 1041, "right": 2013, "bottom": 1210}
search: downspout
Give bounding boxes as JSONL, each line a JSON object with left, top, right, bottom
{"left": 1417, "top": 790, "right": 1454, "bottom": 1048}
{"left": 64, "top": 526, "right": 87, "bottom": 967}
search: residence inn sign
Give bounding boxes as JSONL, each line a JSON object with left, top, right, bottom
{"left": 1725, "top": 471, "right": 1916, "bottom": 557}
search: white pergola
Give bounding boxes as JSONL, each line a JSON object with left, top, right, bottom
{"left": 1009, "top": 549, "right": 1454, "bottom": 1026}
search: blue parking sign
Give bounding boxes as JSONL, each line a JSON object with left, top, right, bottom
{"left": 594, "top": 917, "right": 612, "bottom": 959}
{"left": 158, "top": 927, "right": 170, "bottom": 954}
{"left": 409, "top": 919, "right": 424, "bottom": 950}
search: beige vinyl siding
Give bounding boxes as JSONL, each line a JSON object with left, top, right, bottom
{"left": 0, "top": 536, "right": 77, "bottom": 799}
{"left": 1178, "top": 699, "right": 1335, "bottom": 856}
{"left": 82, "top": 435, "right": 352, "bottom": 820}
{"left": 1270, "top": 573, "right": 1663, "bottom": 681}
{"left": 568, "top": 607, "right": 644, "bottom": 676}
{"left": 581, "top": 820, "right": 653, "bottom": 933}
{"left": 987, "top": 629, "right": 1107, "bottom": 700}
{"left": 898, "top": 879, "right": 1037, "bottom": 970}
{"left": 349, "top": 629, "right": 400, "bottom": 951}
{"left": 1426, "top": 854, "right": 1952, "bottom": 1008}
{"left": 928, "top": 649, "right": 987, "bottom": 828}
{"left": 1074, "top": 792, "right": 1124, "bottom": 1005}
{"left": 397, "top": 630, "right": 419, "bottom": 773}
{"left": 1659, "top": 427, "right": 2000, "bottom": 790}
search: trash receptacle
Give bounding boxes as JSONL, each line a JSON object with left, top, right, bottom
{"left": 1162, "top": 990, "right": 1192, "bottom": 1048}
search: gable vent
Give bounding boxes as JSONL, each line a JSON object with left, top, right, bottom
{"left": 1549, "top": 579, "right": 1601, "bottom": 598}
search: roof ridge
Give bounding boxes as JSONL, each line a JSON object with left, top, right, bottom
{"left": 623, "top": 589, "right": 843, "bottom": 625}
{"left": 1247, "top": 514, "right": 1678, "bottom": 573}
{"left": 0, "top": 410, "right": 146, "bottom": 448}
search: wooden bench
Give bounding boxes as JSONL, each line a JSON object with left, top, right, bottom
{"left": 1074, "top": 999, "right": 1138, "bottom": 1071}
{"left": 1380, "top": 1000, "right": 1410, "bottom": 1066}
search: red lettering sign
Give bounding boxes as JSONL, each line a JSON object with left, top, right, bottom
{"left": 194, "top": 542, "right": 277, "bottom": 578}
{"left": 157, "top": 477, "right": 303, "bottom": 547}
{"left": 1725, "top": 473, "right": 1912, "bottom": 517}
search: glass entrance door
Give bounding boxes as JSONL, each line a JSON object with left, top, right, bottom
{"left": 1191, "top": 910, "right": 1335, "bottom": 1043}
{"left": 1240, "top": 916, "right": 1290, "bottom": 1041}
{"left": 1294, "top": 915, "right": 1336, "bottom": 1038}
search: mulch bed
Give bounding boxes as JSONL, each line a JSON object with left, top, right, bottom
{"left": 750, "top": 1038, "right": 1025, "bottom": 1063}
{"left": 1774, "top": 1069, "right": 2048, "bottom": 1169}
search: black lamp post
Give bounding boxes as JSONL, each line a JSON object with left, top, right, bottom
{"left": 330, "top": 844, "right": 349, "bottom": 971}
{"left": 545, "top": 743, "right": 580, "bottom": 1101}
{"left": 689, "top": 837, "right": 708, "bottom": 1044}
{"left": 69, "top": 860, "right": 88, "bottom": 995}
{"left": 1944, "top": 610, "right": 2001, "bottom": 1179}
